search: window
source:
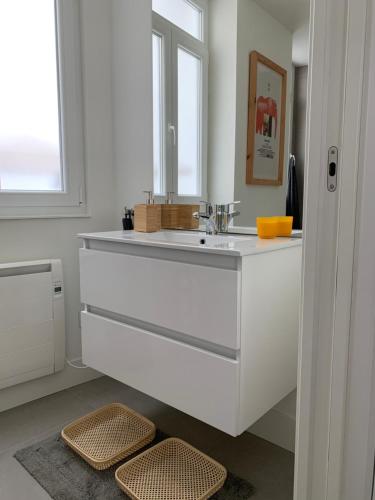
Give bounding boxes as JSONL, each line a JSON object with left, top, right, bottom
{"left": 152, "top": 0, "right": 203, "bottom": 41}
{"left": 0, "top": 0, "right": 85, "bottom": 217}
{"left": 0, "top": 0, "right": 61, "bottom": 192}
{"left": 152, "top": 1, "right": 208, "bottom": 200}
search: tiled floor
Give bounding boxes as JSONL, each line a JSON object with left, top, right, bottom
{"left": 0, "top": 377, "right": 294, "bottom": 500}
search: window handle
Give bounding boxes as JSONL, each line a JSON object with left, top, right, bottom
{"left": 168, "top": 124, "right": 176, "bottom": 146}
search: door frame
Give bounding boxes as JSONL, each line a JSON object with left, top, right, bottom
{"left": 340, "top": 1, "right": 375, "bottom": 497}
{"left": 295, "top": 0, "right": 371, "bottom": 498}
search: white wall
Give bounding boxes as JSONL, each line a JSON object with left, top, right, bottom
{"left": 0, "top": 0, "right": 117, "bottom": 412}
{"left": 112, "top": 0, "right": 153, "bottom": 213}
{"left": 293, "top": 22, "right": 310, "bottom": 66}
{"left": 233, "top": 0, "right": 293, "bottom": 226}
{"left": 207, "top": 0, "right": 237, "bottom": 204}
{"left": 0, "top": 0, "right": 155, "bottom": 413}
{"left": 249, "top": 389, "right": 297, "bottom": 452}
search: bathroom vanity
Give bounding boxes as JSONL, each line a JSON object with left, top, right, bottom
{"left": 78, "top": 230, "right": 301, "bottom": 436}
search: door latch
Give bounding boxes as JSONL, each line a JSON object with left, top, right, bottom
{"left": 327, "top": 146, "right": 338, "bottom": 192}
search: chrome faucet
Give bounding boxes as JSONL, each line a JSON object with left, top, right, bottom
{"left": 215, "top": 202, "right": 241, "bottom": 233}
{"left": 193, "top": 201, "right": 240, "bottom": 234}
{"left": 193, "top": 202, "right": 216, "bottom": 234}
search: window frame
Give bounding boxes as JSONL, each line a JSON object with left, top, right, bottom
{"left": 0, "top": 0, "right": 87, "bottom": 218}
{"left": 152, "top": 19, "right": 172, "bottom": 198}
{"left": 152, "top": 2, "right": 208, "bottom": 203}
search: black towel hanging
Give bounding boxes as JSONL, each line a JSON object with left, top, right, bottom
{"left": 286, "top": 155, "right": 301, "bottom": 229}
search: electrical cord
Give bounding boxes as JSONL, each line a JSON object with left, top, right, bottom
{"left": 65, "top": 358, "right": 88, "bottom": 369}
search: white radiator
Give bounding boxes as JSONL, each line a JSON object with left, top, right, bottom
{"left": 0, "top": 259, "right": 65, "bottom": 390}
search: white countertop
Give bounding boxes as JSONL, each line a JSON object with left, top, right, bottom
{"left": 78, "top": 230, "right": 302, "bottom": 257}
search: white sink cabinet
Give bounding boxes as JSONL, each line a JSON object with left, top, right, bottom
{"left": 78, "top": 231, "right": 301, "bottom": 436}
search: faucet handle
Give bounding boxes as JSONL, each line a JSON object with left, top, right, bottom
{"left": 193, "top": 201, "right": 212, "bottom": 221}
{"left": 225, "top": 201, "right": 240, "bottom": 214}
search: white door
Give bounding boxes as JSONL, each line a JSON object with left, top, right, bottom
{"left": 295, "top": 0, "right": 371, "bottom": 499}
{"left": 338, "top": 1, "right": 375, "bottom": 497}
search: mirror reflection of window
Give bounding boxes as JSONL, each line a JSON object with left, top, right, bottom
{"left": 152, "top": 0, "right": 208, "bottom": 200}
{"left": 177, "top": 47, "right": 201, "bottom": 196}
{"left": 152, "top": 33, "right": 164, "bottom": 195}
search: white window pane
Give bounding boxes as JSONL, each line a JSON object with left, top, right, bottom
{"left": 153, "top": 0, "right": 202, "bottom": 41}
{"left": 152, "top": 33, "right": 164, "bottom": 195}
{"left": 178, "top": 47, "right": 201, "bottom": 196}
{"left": 0, "top": 0, "right": 62, "bottom": 192}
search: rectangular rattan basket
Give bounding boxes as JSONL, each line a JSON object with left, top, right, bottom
{"left": 115, "top": 437, "right": 227, "bottom": 500}
{"left": 61, "top": 403, "right": 156, "bottom": 470}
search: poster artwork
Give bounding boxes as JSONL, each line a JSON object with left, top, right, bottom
{"left": 253, "top": 64, "right": 282, "bottom": 180}
{"left": 246, "top": 52, "right": 286, "bottom": 186}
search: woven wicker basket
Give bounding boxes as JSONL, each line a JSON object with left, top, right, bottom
{"left": 115, "top": 437, "right": 227, "bottom": 500}
{"left": 61, "top": 403, "right": 156, "bottom": 470}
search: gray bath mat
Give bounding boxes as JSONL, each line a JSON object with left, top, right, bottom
{"left": 14, "top": 430, "right": 255, "bottom": 499}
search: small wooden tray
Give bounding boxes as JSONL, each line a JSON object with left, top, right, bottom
{"left": 115, "top": 437, "right": 227, "bottom": 500}
{"left": 61, "top": 403, "right": 156, "bottom": 470}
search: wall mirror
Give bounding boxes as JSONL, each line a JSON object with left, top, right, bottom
{"left": 151, "top": 0, "right": 309, "bottom": 231}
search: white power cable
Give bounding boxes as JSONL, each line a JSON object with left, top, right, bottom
{"left": 65, "top": 358, "right": 88, "bottom": 369}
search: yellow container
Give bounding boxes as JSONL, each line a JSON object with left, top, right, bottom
{"left": 256, "top": 217, "right": 278, "bottom": 239}
{"left": 275, "top": 216, "right": 293, "bottom": 237}
{"left": 256, "top": 216, "right": 294, "bottom": 239}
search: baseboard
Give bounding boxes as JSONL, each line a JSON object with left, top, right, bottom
{"left": 247, "top": 407, "right": 296, "bottom": 453}
{"left": 0, "top": 364, "right": 101, "bottom": 413}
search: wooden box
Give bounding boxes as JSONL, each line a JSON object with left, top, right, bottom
{"left": 161, "top": 204, "right": 199, "bottom": 230}
{"left": 134, "top": 204, "right": 161, "bottom": 233}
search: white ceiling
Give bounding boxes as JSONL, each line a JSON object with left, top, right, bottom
{"left": 254, "top": 0, "right": 310, "bottom": 33}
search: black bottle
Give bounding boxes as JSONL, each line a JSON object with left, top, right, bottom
{"left": 122, "top": 207, "right": 134, "bottom": 230}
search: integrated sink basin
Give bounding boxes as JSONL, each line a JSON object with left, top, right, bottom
{"left": 78, "top": 230, "right": 300, "bottom": 256}
{"left": 133, "top": 231, "right": 252, "bottom": 246}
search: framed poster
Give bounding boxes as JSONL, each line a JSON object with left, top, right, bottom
{"left": 246, "top": 51, "right": 287, "bottom": 186}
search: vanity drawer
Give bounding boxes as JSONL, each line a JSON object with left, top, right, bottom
{"left": 79, "top": 249, "right": 240, "bottom": 350}
{"left": 81, "top": 311, "right": 240, "bottom": 435}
